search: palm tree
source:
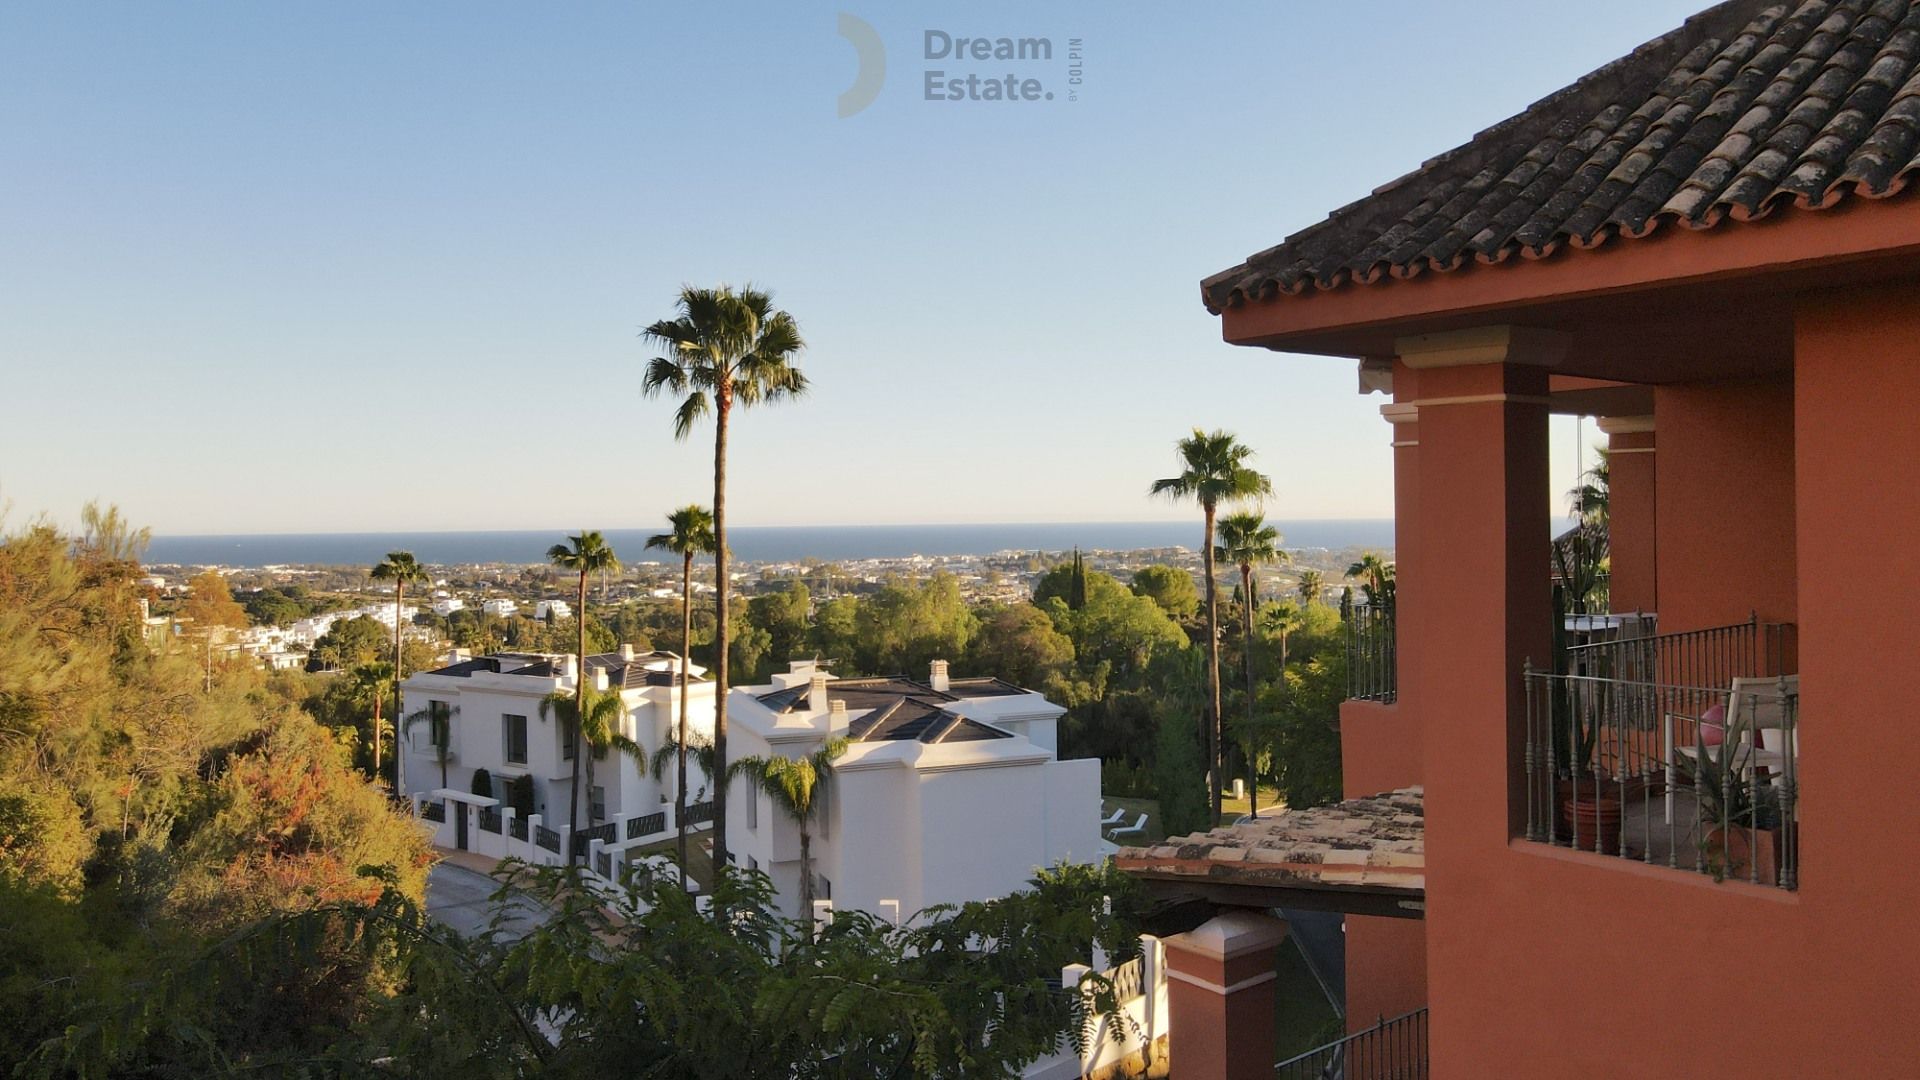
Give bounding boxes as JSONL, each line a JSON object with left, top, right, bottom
{"left": 370, "top": 551, "right": 429, "bottom": 789}
{"left": 646, "top": 505, "right": 716, "bottom": 874}
{"left": 346, "top": 660, "right": 395, "bottom": 779}
{"left": 1150, "top": 429, "right": 1272, "bottom": 821}
{"left": 538, "top": 683, "right": 642, "bottom": 852}
{"left": 402, "top": 700, "right": 458, "bottom": 790}
{"left": 649, "top": 734, "right": 720, "bottom": 889}
{"left": 1216, "top": 512, "right": 1286, "bottom": 820}
{"left": 1346, "top": 552, "right": 1395, "bottom": 612}
{"left": 643, "top": 285, "right": 809, "bottom": 867}
{"left": 548, "top": 531, "right": 621, "bottom": 843}
{"left": 727, "top": 738, "right": 848, "bottom": 922}
{"left": 1297, "top": 569, "right": 1325, "bottom": 607}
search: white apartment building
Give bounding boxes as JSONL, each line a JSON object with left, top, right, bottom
{"left": 728, "top": 659, "right": 1101, "bottom": 923}
{"left": 398, "top": 645, "right": 717, "bottom": 833}
{"left": 432, "top": 597, "right": 466, "bottom": 617}
{"left": 533, "top": 599, "right": 572, "bottom": 621}
{"left": 481, "top": 598, "right": 519, "bottom": 618}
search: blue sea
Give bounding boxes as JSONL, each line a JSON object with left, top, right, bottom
{"left": 141, "top": 520, "right": 1397, "bottom": 568}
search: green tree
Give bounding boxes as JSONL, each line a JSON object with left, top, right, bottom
{"left": 547, "top": 530, "right": 622, "bottom": 842}
{"left": 344, "top": 659, "right": 396, "bottom": 779}
{"left": 181, "top": 568, "right": 249, "bottom": 692}
{"left": 647, "top": 504, "right": 716, "bottom": 875}
{"left": 1345, "top": 551, "right": 1395, "bottom": 612}
{"left": 309, "top": 614, "right": 389, "bottom": 672}
{"left": 749, "top": 580, "right": 813, "bottom": 677}
{"left": 1130, "top": 564, "right": 1199, "bottom": 619}
{"left": 369, "top": 551, "right": 429, "bottom": 786}
{"left": 1296, "top": 568, "right": 1325, "bottom": 607}
{"left": 644, "top": 284, "right": 810, "bottom": 868}
{"left": 1150, "top": 429, "right": 1273, "bottom": 821}
{"left": 1216, "top": 512, "right": 1286, "bottom": 819}
{"left": 853, "top": 574, "right": 978, "bottom": 675}
{"left": 727, "top": 738, "right": 848, "bottom": 922}
{"left": 966, "top": 604, "right": 1075, "bottom": 691}
{"left": 1151, "top": 651, "right": 1213, "bottom": 838}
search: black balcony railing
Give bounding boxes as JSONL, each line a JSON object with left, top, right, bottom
{"left": 1562, "top": 614, "right": 1795, "bottom": 689}
{"left": 684, "top": 799, "right": 716, "bottom": 826}
{"left": 421, "top": 800, "right": 446, "bottom": 823}
{"left": 595, "top": 851, "right": 612, "bottom": 879}
{"left": 534, "top": 825, "right": 561, "bottom": 853}
{"left": 629, "top": 811, "right": 668, "bottom": 840}
{"left": 1276, "top": 1007, "right": 1427, "bottom": 1080}
{"left": 477, "top": 806, "right": 501, "bottom": 834}
{"left": 510, "top": 815, "right": 528, "bottom": 841}
{"left": 1523, "top": 667, "right": 1799, "bottom": 890}
{"left": 572, "top": 822, "right": 617, "bottom": 858}
{"left": 1345, "top": 606, "right": 1397, "bottom": 704}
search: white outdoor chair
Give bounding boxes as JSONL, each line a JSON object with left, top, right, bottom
{"left": 1665, "top": 675, "right": 1799, "bottom": 824}
{"left": 1099, "top": 806, "right": 1128, "bottom": 827}
{"left": 1107, "top": 813, "right": 1147, "bottom": 839}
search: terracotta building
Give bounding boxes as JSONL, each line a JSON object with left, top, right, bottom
{"left": 1121, "top": 0, "right": 1920, "bottom": 1075}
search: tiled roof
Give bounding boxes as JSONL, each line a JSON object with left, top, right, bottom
{"left": 1203, "top": 0, "right": 1920, "bottom": 313}
{"left": 1113, "top": 788, "right": 1425, "bottom": 897}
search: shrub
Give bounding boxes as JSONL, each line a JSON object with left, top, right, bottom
{"left": 507, "top": 774, "right": 535, "bottom": 817}
{"left": 469, "top": 767, "right": 494, "bottom": 801}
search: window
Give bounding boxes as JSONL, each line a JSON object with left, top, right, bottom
{"left": 746, "top": 787, "right": 758, "bottom": 830}
{"left": 418, "top": 700, "right": 451, "bottom": 752}
{"left": 561, "top": 720, "right": 576, "bottom": 761}
{"left": 816, "top": 874, "right": 831, "bottom": 901}
{"left": 590, "top": 785, "right": 606, "bottom": 822}
{"left": 747, "top": 855, "right": 758, "bottom": 873}
{"left": 503, "top": 714, "right": 528, "bottom": 765}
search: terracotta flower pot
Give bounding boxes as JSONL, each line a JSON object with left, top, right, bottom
{"left": 1705, "top": 826, "right": 1780, "bottom": 884}
{"left": 1561, "top": 792, "right": 1623, "bottom": 855}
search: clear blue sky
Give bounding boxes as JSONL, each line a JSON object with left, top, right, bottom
{"left": 0, "top": 1, "right": 1700, "bottom": 536}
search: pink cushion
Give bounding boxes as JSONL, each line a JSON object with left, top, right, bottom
{"left": 1698, "top": 703, "right": 1727, "bottom": 747}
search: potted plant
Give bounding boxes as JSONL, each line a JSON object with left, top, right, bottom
{"left": 1683, "top": 734, "right": 1784, "bottom": 883}
{"left": 1550, "top": 583, "right": 1625, "bottom": 855}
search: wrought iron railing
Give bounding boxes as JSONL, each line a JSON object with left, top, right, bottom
{"left": 684, "top": 799, "right": 715, "bottom": 825}
{"left": 1562, "top": 614, "right": 1795, "bottom": 689}
{"left": 1523, "top": 669, "right": 1799, "bottom": 889}
{"left": 1275, "top": 1007, "right": 1427, "bottom": 1079}
{"left": 1345, "top": 606, "right": 1397, "bottom": 704}
{"left": 595, "top": 851, "right": 612, "bottom": 879}
{"left": 421, "top": 800, "right": 446, "bottom": 823}
{"left": 478, "top": 806, "right": 501, "bottom": 833}
{"left": 534, "top": 825, "right": 561, "bottom": 853}
{"left": 572, "top": 822, "right": 617, "bottom": 858}
{"left": 629, "top": 811, "right": 667, "bottom": 840}
{"left": 509, "top": 815, "right": 528, "bottom": 841}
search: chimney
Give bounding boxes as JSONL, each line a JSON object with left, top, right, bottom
{"left": 929, "top": 659, "right": 950, "bottom": 692}
{"left": 621, "top": 642, "right": 636, "bottom": 662}
{"left": 809, "top": 673, "right": 830, "bottom": 713}
{"left": 559, "top": 654, "right": 577, "bottom": 680}
{"left": 829, "top": 699, "right": 848, "bottom": 733}
{"left": 593, "top": 666, "right": 610, "bottom": 692}
{"left": 446, "top": 646, "right": 469, "bottom": 666}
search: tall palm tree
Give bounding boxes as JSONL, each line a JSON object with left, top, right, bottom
{"left": 548, "top": 531, "right": 621, "bottom": 844}
{"left": 538, "top": 683, "right": 643, "bottom": 850}
{"left": 346, "top": 660, "right": 395, "bottom": 779}
{"left": 647, "top": 505, "right": 716, "bottom": 874}
{"left": 1150, "top": 429, "right": 1272, "bottom": 821}
{"left": 370, "top": 551, "right": 429, "bottom": 789}
{"left": 1346, "top": 552, "right": 1395, "bottom": 612}
{"left": 727, "top": 738, "right": 848, "bottom": 923}
{"left": 643, "top": 285, "right": 809, "bottom": 868}
{"left": 1216, "top": 512, "right": 1286, "bottom": 820}
{"left": 1296, "top": 569, "right": 1325, "bottom": 607}
{"left": 650, "top": 733, "right": 719, "bottom": 890}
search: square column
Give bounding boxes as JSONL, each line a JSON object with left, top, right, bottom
{"left": 1163, "top": 910, "right": 1290, "bottom": 1080}
{"left": 1597, "top": 415, "right": 1656, "bottom": 614}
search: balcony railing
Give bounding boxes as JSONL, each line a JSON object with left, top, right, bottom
{"left": 509, "top": 815, "right": 529, "bottom": 841}
{"left": 420, "top": 800, "right": 446, "bottom": 823}
{"left": 683, "top": 799, "right": 716, "bottom": 826}
{"left": 1523, "top": 668, "right": 1799, "bottom": 890}
{"left": 1345, "top": 606, "right": 1397, "bottom": 704}
{"left": 629, "top": 810, "right": 667, "bottom": 840}
{"left": 534, "top": 825, "right": 561, "bottom": 853}
{"left": 572, "top": 821, "right": 617, "bottom": 858}
{"left": 1562, "top": 614, "right": 1795, "bottom": 689}
{"left": 477, "top": 806, "right": 501, "bottom": 834}
{"left": 1276, "top": 1007, "right": 1427, "bottom": 1080}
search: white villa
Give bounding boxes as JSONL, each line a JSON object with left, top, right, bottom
{"left": 533, "top": 599, "right": 572, "bottom": 621}
{"left": 399, "top": 645, "right": 718, "bottom": 844}
{"left": 728, "top": 659, "right": 1102, "bottom": 923}
{"left": 481, "top": 598, "right": 519, "bottom": 618}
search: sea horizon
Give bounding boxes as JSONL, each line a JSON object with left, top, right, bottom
{"left": 141, "top": 519, "right": 1399, "bottom": 568}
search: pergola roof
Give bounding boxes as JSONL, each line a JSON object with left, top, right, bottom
{"left": 1204, "top": 0, "right": 1920, "bottom": 314}
{"left": 1114, "top": 788, "right": 1426, "bottom": 919}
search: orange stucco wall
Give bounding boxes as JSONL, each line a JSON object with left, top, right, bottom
{"left": 1652, "top": 375, "right": 1797, "bottom": 633}
{"left": 1396, "top": 289, "right": 1920, "bottom": 1078}
{"left": 1343, "top": 915, "right": 1426, "bottom": 1033}
{"left": 1339, "top": 699, "right": 1420, "bottom": 799}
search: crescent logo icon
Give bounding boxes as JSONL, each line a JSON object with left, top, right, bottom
{"left": 836, "top": 13, "right": 885, "bottom": 119}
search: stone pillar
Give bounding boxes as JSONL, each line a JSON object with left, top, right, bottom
{"left": 1163, "top": 910, "right": 1290, "bottom": 1080}
{"left": 1598, "top": 415, "right": 1657, "bottom": 614}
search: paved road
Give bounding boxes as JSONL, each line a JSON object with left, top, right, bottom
{"left": 426, "top": 860, "right": 552, "bottom": 942}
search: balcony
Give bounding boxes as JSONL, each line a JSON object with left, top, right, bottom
{"left": 1521, "top": 618, "right": 1800, "bottom": 889}
{"left": 1346, "top": 606, "right": 1397, "bottom": 704}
